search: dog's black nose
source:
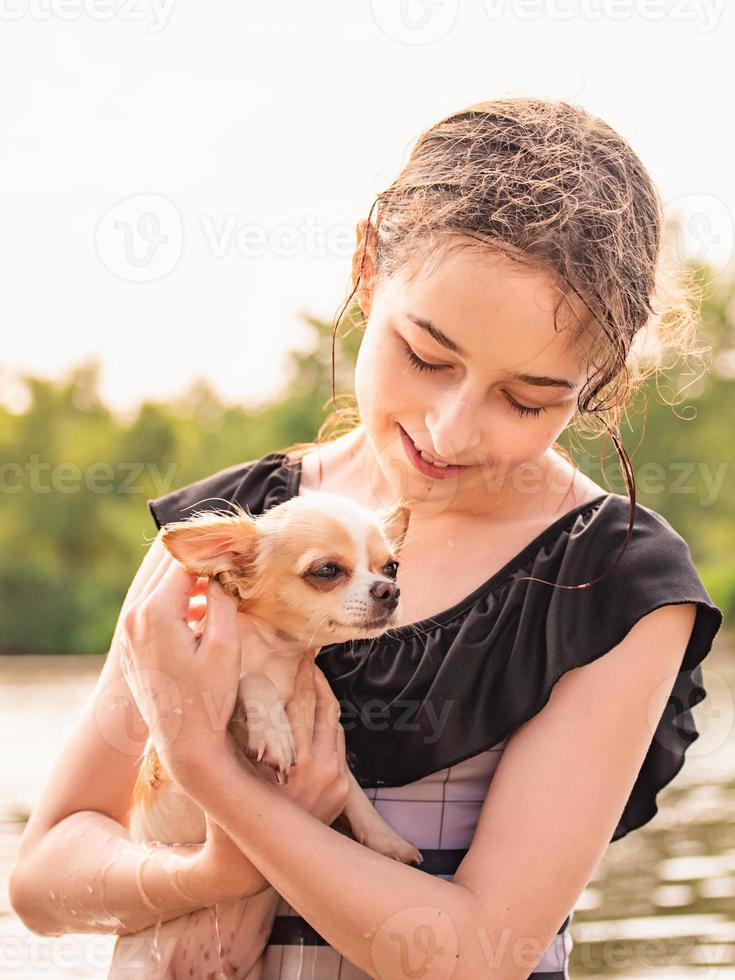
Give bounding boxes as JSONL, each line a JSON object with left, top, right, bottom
{"left": 370, "top": 580, "right": 400, "bottom": 609}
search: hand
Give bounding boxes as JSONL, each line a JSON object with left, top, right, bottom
{"left": 185, "top": 576, "right": 209, "bottom": 627}
{"left": 188, "top": 585, "right": 350, "bottom": 816}
{"left": 196, "top": 812, "right": 276, "bottom": 902}
{"left": 119, "top": 553, "right": 242, "bottom": 781}
{"left": 194, "top": 650, "right": 351, "bottom": 901}
{"left": 276, "top": 655, "right": 351, "bottom": 825}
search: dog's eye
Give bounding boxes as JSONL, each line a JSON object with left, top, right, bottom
{"left": 384, "top": 560, "right": 399, "bottom": 579}
{"left": 313, "top": 563, "right": 340, "bottom": 579}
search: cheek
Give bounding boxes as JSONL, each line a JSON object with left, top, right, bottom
{"left": 355, "top": 330, "right": 413, "bottom": 414}
{"left": 487, "top": 413, "right": 564, "bottom": 465}
{"left": 520, "top": 412, "right": 573, "bottom": 458}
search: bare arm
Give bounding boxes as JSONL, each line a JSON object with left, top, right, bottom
{"left": 9, "top": 809, "right": 253, "bottom": 936}
{"left": 9, "top": 533, "right": 270, "bottom": 937}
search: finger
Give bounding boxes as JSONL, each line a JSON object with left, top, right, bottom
{"left": 126, "top": 542, "right": 174, "bottom": 612}
{"left": 336, "top": 722, "right": 347, "bottom": 776}
{"left": 147, "top": 558, "right": 198, "bottom": 624}
{"left": 199, "top": 579, "right": 239, "bottom": 655}
{"left": 287, "top": 657, "right": 316, "bottom": 734}
{"left": 285, "top": 658, "right": 316, "bottom": 759}
{"left": 292, "top": 654, "right": 315, "bottom": 696}
{"left": 312, "top": 668, "right": 341, "bottom": 753}
{"left": 187, "top": 597, "right": 208, "bottom": 622}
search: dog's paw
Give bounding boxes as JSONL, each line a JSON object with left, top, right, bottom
{"left": 355, "top": 824, "right": 423, "bottom": 866}
{"left": 240, "top": 678, "right": 296, "bottom": 783}
{"left": 245, "top": 714, "right": 295, "bottom": 783}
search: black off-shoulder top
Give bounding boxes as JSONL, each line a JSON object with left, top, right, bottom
{"left": 148, "top": 450, "right": 724, "bottom": 844}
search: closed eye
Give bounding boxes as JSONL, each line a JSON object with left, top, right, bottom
{"left": 400, "top": 340, "right": 547, "bottom": 419}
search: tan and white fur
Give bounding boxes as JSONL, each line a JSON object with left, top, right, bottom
{"left": 109, "top": 490, "right": 423, "bottom": 979}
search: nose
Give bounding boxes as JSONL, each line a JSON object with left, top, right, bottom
{"left": 369, "top": 580, "right": 400, "bottom": 610}
{"left": 426, "top": 388, "right": 482, "bottom": 460}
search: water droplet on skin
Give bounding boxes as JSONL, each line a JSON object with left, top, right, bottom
{"left": 99, "top": 854, "right": 128, "bottom": 932}
{"left": 135, "top": 850, "right": 161, "bottom": 915}
{"left": 211, "top": 903, "right": 229, "bottom": 975}
{"left": 151, "top": 916, "right": 162, "bottom": 964}
{"left": 447, "top": 538, "right": 455, "bottom": 547}
{"left": 86, "top": 885, "right": 93, "bottom": 893}
{"left": 49, "top": 890, "right": 56, "bottom": 899}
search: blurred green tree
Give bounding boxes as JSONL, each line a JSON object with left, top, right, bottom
{"left": 0, "top": 275, "right": 731, "bottom": 654}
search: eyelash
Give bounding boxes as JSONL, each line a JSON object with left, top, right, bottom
{"left": 400, "top": 342, "right": 546, "bottom": 419}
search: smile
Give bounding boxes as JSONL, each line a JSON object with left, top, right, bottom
{"left": 398, "top": 425, "right": 467, "bottom": 480}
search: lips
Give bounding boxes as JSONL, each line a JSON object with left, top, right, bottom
{"left": 415, "top": 445, "right": 453, "bottom": 467}
{"left": 398, "top": 425, "right": 466, "bottom": 480}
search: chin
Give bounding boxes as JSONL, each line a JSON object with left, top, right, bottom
{"left": 328, "top": 615, "right": 399, "bottom": 642}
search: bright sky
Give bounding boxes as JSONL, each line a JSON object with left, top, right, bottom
{"left": 1, "top": 0, "right": 733, "bottom": 416}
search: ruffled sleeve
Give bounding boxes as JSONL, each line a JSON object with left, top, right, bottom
{"left": 536, "top": 495, "right": 724, "bottom": 840}
{"left": 146, "top": 451, "right": 299, "bottom": 530}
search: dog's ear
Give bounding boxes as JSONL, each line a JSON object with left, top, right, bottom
{"left": 160, "top": 512, "right": 260, "bottom": 578}
{"left": 377, "top": 498, "right": 411, "bottom": 554}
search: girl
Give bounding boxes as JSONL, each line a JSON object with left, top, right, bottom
{"left": 11, "top": 98, "right": 723, "bottom": 979}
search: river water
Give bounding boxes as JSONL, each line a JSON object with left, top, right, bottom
{"left": 1, "top": 633, "right": 733, "bottom": 978}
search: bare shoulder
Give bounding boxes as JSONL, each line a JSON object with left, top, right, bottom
{"left": 545, "top": 452, "right": 608, "bottom": 513}
{"left": 297, "top": 445, "right": 321, "bottom": 493}
{"left": 296, "top": 430, "right": 368, "bottom": 500}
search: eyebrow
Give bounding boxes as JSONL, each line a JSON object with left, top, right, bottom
{"left": 404, "top": 311, "right": 579, "bottom": 392}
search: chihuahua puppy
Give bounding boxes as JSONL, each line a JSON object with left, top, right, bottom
{"left": 109, "top": 490, "right": 422, "bottom": 979}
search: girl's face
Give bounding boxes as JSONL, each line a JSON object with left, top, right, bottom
{"left": 353, "top": 242, "right": 590, "bottom": 520}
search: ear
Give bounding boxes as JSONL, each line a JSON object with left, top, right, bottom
{"left": 377, "top": 499, "right": 412, "bottom": 554}
{"left": 160, "top": 511, "right": 260, "bottom": 578}
{"left": 351, "top": 218, "right": 378, "bottom": 317}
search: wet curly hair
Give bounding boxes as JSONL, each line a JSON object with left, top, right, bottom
{"left": 281, "top": 97, "right": 709, "bottom": 590}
